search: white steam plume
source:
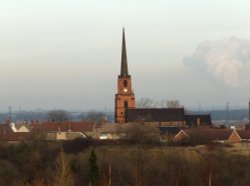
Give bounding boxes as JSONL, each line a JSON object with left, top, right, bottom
{"left": 183, "top": 37, "right": 250, "bottom": 87}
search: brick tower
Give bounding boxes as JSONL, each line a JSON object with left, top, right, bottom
{"left": 115, "top": 29, "right": 135, "bottom": 123}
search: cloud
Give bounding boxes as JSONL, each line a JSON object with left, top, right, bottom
{"left": 183, "top": 37, "right": 250, "bottom": 87}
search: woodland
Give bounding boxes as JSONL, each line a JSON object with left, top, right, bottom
{"left": 0, "top": 137, "right": 250, "bottom": 186}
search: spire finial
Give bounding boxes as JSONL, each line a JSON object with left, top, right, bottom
{"left": 120, "top": 28, "right": 129, "bottom": 76}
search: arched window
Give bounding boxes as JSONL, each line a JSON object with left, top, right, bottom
{"left": 123, "top": 80, "right": 127, "bottom": 87}
{"left": 124, "top": 101, "right": 128, "bottom": 109}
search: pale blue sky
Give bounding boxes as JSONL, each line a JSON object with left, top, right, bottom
{"left": 0, "top": 0, "right": 250, "bottom": 111}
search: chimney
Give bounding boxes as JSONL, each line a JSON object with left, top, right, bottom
{"left": 68, "top": 123, "right": 71, "bottom": 132}
{"left": 10, "top": 123, "right": 17, "bottom": 132}
{"left": 197, "top": 117, "right": 201, "bottom": 127}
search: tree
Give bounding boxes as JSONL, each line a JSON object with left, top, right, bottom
{"left": 53, "top": 149, "right": 73, "bottom": 186}
{"left": 126, "top": 123, "right": 160, "bottom": 144}
{"left": 88, "top": 149, "right": 99, "bottom": 186}
{"left": 24, "top": 178, "right": 47, "bottom": 186}
{"left": 166, "top": 100, "right": 182, "bottom": 108}
{"left": 0, "top": 160, "right": 19, "bottom": 186}
{"left": 47, "top": 110, "right": 69, "bottom": 122}
{"left": 84, "top": 110, "right": 107, "bottom": 122}
{"left": 137, "top": 98, "right": 182, "bottom": 109}
{"left": 136, "top": 98, "right": 156, "bottom": 108}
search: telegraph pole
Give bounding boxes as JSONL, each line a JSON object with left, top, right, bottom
{"left": 8, "top": 106, "right": 12, "bottom": 122}
{"left": 226, "top": 102, "right": 229, "bottom": 125}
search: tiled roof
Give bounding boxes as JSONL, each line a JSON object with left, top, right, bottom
{"left": 159, "top": 126, "right": 182, "bottom": 135}
{"left": 0, "top": 132, "right": 35, "bottom": 141}
{"left": 97, "top": 123, "right": 119, "bottom": 133}
{"left": 237, "top": 130, "right": 250, "bottom": 139}
{"left": 14, "top": 123, "right": 29, "bottom": 130}
{"left": 97, "top": 123, "right": 131, "bottom": 133}
{"left": 0, "top": 124, "right": 12, "bottom": 134}
{"left": 183, "top": 129, "right": 234, "bottom": 141}
{"left": 31, "top": 121, "right": 95, "bottom": 132}
{"left": 126, "top": 108, "right": 185, "bottom": 122}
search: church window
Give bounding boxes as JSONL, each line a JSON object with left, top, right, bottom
{"left": 123, "top": 80, "right": 127, "bottom": 87}
{"left": 124, "top": 101, "right": 128, "bottom": 108}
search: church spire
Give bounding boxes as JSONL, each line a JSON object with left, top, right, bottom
{"left": 115, "top": 28, "right": 135, "bottom": 123}
{"left": 120, "top": 28, "right": 129, "bottom": 76}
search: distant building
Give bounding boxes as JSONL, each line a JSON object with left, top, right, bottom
{"left": 114, "top": 29, "right": 212, "bottom": 135}
{"left": 185, "top": 114, "right": 212, "bottom": 128}
{"left": 114, "top": 28, "right": 135, "bottom": 123}
{"left": 126, "top": 108, "right": 186, "bottom": 125}
{"left": 9, "top": 123, "right": 30, "bottom": 132}
{"left": 237, "top": 130, "right": 250, "bottom": 143}
{"left": 173, "top": 128, "right": 241, "bottom": 144}
{"left": 96, "top": 123, "right": 129, "bottom": 140}
{"left": 31, "top": 121, "right": 96, "bottom": 140}
{"left": 126, "top": 108, "right": 212, "bottom": 136}
{"left": 0, "top": 124, "right": 13, "bottom": 134}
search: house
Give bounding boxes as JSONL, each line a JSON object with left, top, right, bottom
{"left": 237, "top": 130, "right": 250, "bottom": 142}
{"left": 96, "top": 123, "right": 130, "bottom": 140}
{"left": 0, "top": 124, "right": 13, "bottom": 134}
{"left": 173, "top": 129, "right": 241, "bottom": 144}
{"left": 31, "top": 121, "right": 96, "bottom": 140}
{"left": 9, "top": 123, "right": 30, "bottom": 132}
{"left": 0, "top": 123, "right": 34, "bottom": 142}
{"left": 44, "top": 131, "right": 87, "bottom": 141}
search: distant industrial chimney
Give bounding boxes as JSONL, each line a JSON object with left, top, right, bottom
{"left": 249, "top": 99, "right": 250, "bottom": 124}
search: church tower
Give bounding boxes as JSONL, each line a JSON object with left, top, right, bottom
{"left": 115, "top": 29, "right": 136, "bottom": 123}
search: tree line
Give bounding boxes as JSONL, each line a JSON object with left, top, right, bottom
{"left": 0, "top": 138, "right": 250, "bottom": 186}
{"left": 0, "top": 109, "right": 113, "bottom": 123}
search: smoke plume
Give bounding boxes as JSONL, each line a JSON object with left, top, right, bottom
{"left": 183, "top": 37, "right": 250, "bottom": 87}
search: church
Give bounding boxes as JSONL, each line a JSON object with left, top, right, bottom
{"left": 114, "top": 29, "right": 212, "bottom": 132}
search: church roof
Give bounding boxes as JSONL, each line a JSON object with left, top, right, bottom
{"left": 126, "top": 108, "right": 185, "bottom": 122}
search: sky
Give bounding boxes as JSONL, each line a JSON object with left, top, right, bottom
{"left": 0, "top": 0, "right": 250, "bottom": 112}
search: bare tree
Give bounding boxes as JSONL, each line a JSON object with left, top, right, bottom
{"left": 137, "top": 98, "right": 182, "bottom": 108}
{"left": 47, "top": 110, "right": 69, "bottom": 122}
{"left": 165, "top": 100, "right": 182, "bottom": 108}
{"left": 83, "top": 110, "right": 107, "bottom": 122}
{"left": 136, "top": 98, "right": 157, "bottom": 108}
{"left": 53, "top": 149, "right": 73, "bottom": 186}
